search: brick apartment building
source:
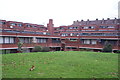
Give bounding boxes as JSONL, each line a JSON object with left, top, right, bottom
{"left": 0, "top": 18, "right": 120, "bottom": 53}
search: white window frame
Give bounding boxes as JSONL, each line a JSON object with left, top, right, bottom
{"left": 4, "top": 37, "right": 9, "bottom": 43}
{"left": 9, "top": 37, "right": 14, "bottom": 43}
{"left": 0, "top": 37, "right": 3, "bottom": 44}
{"left": 91, "top": 40, "right": 97, "bottom": 44}
{"left": 83, "top": 40, "right": 90, "bottom": 44}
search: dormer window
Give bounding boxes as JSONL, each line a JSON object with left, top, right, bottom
{"left": 100, "top": 26, "right": 107, "bottom": 28}
{"left": 0, "top": 22, "right": 6, "bottom": 25}
{"left": 26, "top": 24, "right": 31, "bottom": 27}
{"left": 73, "top": 27, "right": 78, "bottom": 29}
{"left": 32, "top": 26, "right": 37, "bottom": 28}
{"left": 68, "top": 27, "right": 73, "bottom": 29}
{"left": 83, "top": 26, "right": 89, "bottom": 29}
{"left": 18, "top": 24, "right": 22, "bottom": 27}
{"left": 10, "top": 23, "right": 16, "bottom": 26}
{"left": 107, "top": 26, "right": 114, "bottom": 28}
{"left": 91, "top": 26, "right": 95, "bottom": 29}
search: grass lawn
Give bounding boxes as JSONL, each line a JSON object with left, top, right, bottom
{"left": 2, "top": 51, "right": 119, "bottom": 78}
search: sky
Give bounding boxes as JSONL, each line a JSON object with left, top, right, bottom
{"left": 0, "top": 0, "right": 119, "bottom": 27}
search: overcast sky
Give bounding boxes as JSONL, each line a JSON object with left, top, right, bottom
{"left": 0, "top": 0, "right": 119, "bottom": 26}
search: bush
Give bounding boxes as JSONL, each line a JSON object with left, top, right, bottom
{"left": 32, "top": 46, "right": 42, "bottom": 52}
{"left": 80, "top": 48, "right": 93, "bottom": 51}
{"left": 102, "top": 41, "right": 112, "bottom": 52}
{"left": 116, "top": 50, "right": 120, "bottom": 53}
{"left": 79, "top": 49, "right": 85, "bottom": 51}
{"left": 42, "top": 47, "right": 50, "bottom": 52}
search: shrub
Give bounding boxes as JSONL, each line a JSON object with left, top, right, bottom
{"left": 85, "top": 48, "right": 92, "bottom": 51}
{"left": 1, "top": 50, "right": 10, "bottom": 54}
{"left": 80, "top": 48, "right": 92, "bottom": 51}
{"left": 32, "top": 46, "right": 42, "bottom": 52}
{"left": 102, "top": 41, "right": 112, "bottom": 52}
{"left": 79, "top": 49, "right": 85, "bottom": 51}
{"left": 116, "top": 50, "right": 120, "bottom": 53}
{"left": 42, "top": 47, "right": 50, "bottom": 52}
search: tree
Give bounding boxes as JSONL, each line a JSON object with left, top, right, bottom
{"left": 17, "top": 42, "right": 23, "bottom": 53}
{"left": 102, "top": 41, "right": 112, "bottom": 52}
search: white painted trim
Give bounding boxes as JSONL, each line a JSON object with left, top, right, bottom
{"left": 81, "top": 38, "right": 120, "bottom": 40}
{"left": 0, "top": 47, "right": 34, "bottom": 50}
{"left": 0, "top": 46, "right": 119, "bottom": 50}
{"left": 79, "top": 47, "right": 119, "bottom": 50}
{"left": 0, "top": 35, "right": 16, "bottom": 37}
{"left": 17, "top": 36, "right": 60, "bottom": 38}
{"left": 79, "top": 47, "right": 102, "bottom": 49}
{"left": 0, "top": 47, "right": 18, "bottom": 50}
{"left": 0, "top": 35, "right": 60, "bottom": 38}
{"left": 100, "top": 38, "right": 120, "bottom": 40}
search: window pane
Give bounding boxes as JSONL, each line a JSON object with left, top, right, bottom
{"left": 10, "top": 37, "right": 14, "bottom": 43}
{"left": 0, "top": 37, "right": 3, "bottom": 44}
{"left": 5, "top": 37, "right": 9, "bottom": 43}
{"left": 19, "top": 38, "right": 24, "bottom": 43}
{"left": 91, "top": 40, "right": 97, "bottom": 44}
{"left": 84, "top": 40, "right": 90, "bottom": 44}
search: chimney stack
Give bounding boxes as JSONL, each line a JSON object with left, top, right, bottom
{"left": 47, "top": 19, "right": 54, "bottom": 35}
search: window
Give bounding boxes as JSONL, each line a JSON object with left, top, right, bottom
{"left": 100, "top": 26, "right": 107, "bottom": 28}
{"left": 68, "top": 27, "right": 73, "bottom": 29}
{"left": 107, "top": 26, "right": 114, "bottom": 28}
{"left": 37, "top": 38, "right": 47, "bottom": 43}
{"left": 82, "top": 33, "right": 89, "bottom": 36}
{"left": 83, "top": 40, "right": 90, "bottom": 44}
{"left": 36, "top": 32, "right": 43, "bottom": 35}
{"left": 52, "top": 38, "right": 60, "bottom": 43}
{"left": 61, "top": 33, "right": 68, "bottom": 36}
{"left": 70, "top": 33, "right": 73, "bottom": 36}
{"left": 68, "top": 27, "right": 78, "bottom": 29}
{"left": 4, "top": 37, "right": 9, "bottom": 43}
{"left": 25, "top": 38, "right": 29, "bottom": 43}
{"left": 10, "top": 37, "right": 14, "bottom": 43}
{"left": 43, "top": 32, "right": 46, "bottom": 35}
{"left": 0, "top": 37, "right": 15, "bottom": 44}
{"left": 59, "top": 27, "right": 64, "bottom": 30}
{"left": 0, "top": 21, "right": 6, "bottom": 25}
{"left": 83, "top": 26, "right": 89, "bottom": 29}
{"left": 73, "top": 27, "right": 78, "bottom": 29}
{"left": 26, "top": 24, "right": 31, "bottom": 27}
{"left": 3, "top": 37, "right": 15, "bottom": 44}
{"left": 91, "top": 40, "right": 97, "bottom": 44}
{"left": 19, "top": 37, "right": 32, "bottom": 43}
{"left": 33, "top": 26, "right": 37, "bottom": 28}
{"left": 70, "top": 38, "right": 77, "bottom": 41}
{"left": 18, "top": 24, "right": 22, "bottom": 27}
{"left": 0, "top": 37, "right": 3, "bottom": 44}
{"left": 10, "top": 23, "right": 17, "bottom": 26}
{"left": 19, "top": 38, "right": 24, "bottom": 43}
{"left": 91, "top": 26, "right": 95, "bottom": 29}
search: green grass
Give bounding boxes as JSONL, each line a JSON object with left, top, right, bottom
{"left": 0, "top": 54, "right": 2, "bottom": 79}
{"left": 2, "top": 51, "right": 119, "bottom": 78}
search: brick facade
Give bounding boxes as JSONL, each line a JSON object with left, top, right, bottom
{"left": 0, "top": 18, "right": 120, "bottom": 53}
